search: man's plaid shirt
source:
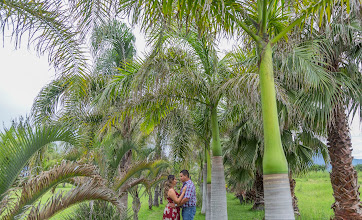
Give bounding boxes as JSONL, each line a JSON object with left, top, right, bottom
{"left": 180, "top": 179, "right": 196, "bottom": 207}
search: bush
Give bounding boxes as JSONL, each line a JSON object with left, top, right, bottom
{"left": 308, "top": 164, "right": 327, "bottom": 172}
{"left": 355, "top": 164, "right": 362, "bottom": 172}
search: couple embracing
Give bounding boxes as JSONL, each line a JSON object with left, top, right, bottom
{"left": 163, "top": 170, "right": 197, "bottom": 220}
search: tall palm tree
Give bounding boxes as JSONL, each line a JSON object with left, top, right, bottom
{"left": 120, "top": 28, "right": 239, "bottom": 218}
{"left": 292, "top": 6, "right": 362, "bottom": 218}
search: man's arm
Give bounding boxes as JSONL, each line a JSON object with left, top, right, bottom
{"left": 178, "top": 197, "right": 189, "bottom": 206}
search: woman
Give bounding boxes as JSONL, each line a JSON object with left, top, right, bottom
{"left": 163, "top": 175, "right": 187, "bottom": 220}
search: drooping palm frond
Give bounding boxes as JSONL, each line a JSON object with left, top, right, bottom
{"left": 0, "top": 119, "right": 80, "bottom": 201}
{"left": 31, "top": 78, "right": 69, "bottom": 123}
{"left": 31, "top": 74, "right": 95, "bottom": 124}
{"left": 2, "top": 161, "right": 99, "bottom": 220}
{"left": 67, "top": 0, "right": 119, "bottom": 40}
{"left": 26, "top": 178, "right": 122, "bottom": 219}
{"left": 0, "top": 0, "right": 88, "bottom": 77}
{"left": 113, "top": 160, "right": 168, "bottom": 191}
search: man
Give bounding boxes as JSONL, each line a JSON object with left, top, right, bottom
{"left": 179, "top": 169, "right": 197, "bottom": 220}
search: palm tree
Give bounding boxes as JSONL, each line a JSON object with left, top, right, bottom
{"left": 292, "top": 6, "right": 362, "bottom": 218}
{"left": 118, "top": 28, "right": 241, "bottom": 218}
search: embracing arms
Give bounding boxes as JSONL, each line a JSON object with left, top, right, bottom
{"left": 168, "top": 186, "right": 187, "bottom": 205}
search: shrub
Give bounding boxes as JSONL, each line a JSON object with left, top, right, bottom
{"left": 308, "top": 164, "right": 327, "bottom": 172}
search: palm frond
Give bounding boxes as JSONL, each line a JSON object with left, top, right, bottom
{"left": 0, "top": 0, "right": 88, "bottom": 77}
{"left": 27, "top": 178, "right": 122, "bottom": 219}
{"left": 2, "top": 161, "right": 99, "bottom": 219}
{"left": 0, "top": 120, "right": 80, "bottom": 201}
{"left": 67, "top": 0, "right": 118, "bottom": 40}
{"left": 113, "top": 160, "right": 168, "bottom": 191}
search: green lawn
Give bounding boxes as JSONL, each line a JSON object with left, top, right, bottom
{"left": 48, "top": 171, "right": 362, "bottom": 219}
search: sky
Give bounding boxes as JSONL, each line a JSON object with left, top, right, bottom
{"left": 0, "top": 30, "right": 361, "bottom": 158}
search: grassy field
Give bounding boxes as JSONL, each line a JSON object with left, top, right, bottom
{"left": 48, "top": 171, "right": 362, "bottom": 219}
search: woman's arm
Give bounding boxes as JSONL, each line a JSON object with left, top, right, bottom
{"left": 168, "top": 186, "right": 187, "bottom": 204}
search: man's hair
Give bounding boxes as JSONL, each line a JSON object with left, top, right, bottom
{"left": 180, "top": 170, "right": 189, "bottom": 178}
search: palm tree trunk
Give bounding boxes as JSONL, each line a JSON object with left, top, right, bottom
{"left": 252, "top": 170, "right": 264, "bottom": 210}
{"left": 201, "top": 163, "right": 207, "bottom": 214}
{"left": 118, "top": 148, "right": 133, "bottom": 212}
{"left": 206, "top": 147, "right": 212, "bottom": 220}
{"left": 259, "top": 42, "right": 294, "bottom": 219}
{"left": 159, "top": 183, "right": 163, "bottom": 204}
{"left": 120, "top": 192, "right": 128, "bottom": 212}
{"left": 264, "top": 174, "right": 294, "bottom": 219}
{"left": 206, "top": 183, "right": 211, "bottom": 220}
{"left": 153, "top": 184, "right": 159, "bottom": 207}
{"left": 327, "top": 105, "right": 362, "bottom": 220}
{"left": 148, "top": 189, "right": 153, "bottom": 210}
{"left": 289, "top": 171, "right": 300, "bottom": 216}
{"left": 210, "top": 106, "right": 228, "bottom": 219}
{"left": 132, "top": 190, "right": 141, "bottom": 220}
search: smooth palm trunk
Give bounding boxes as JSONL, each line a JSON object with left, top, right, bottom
{"left": 201, "top": 163, "right": 207, "bottom": 214}
{"left": 211, "top": 156, "right": 228, "bottom": 219}
{"left": 259, "top": 43, "right": 294, "bottom": 219}
{"left": 206, "top": 148, "right": 212, "bottom": 220}
{"left": 210, "top": 107, "right": 228, "bottom": 219}
{"left": 264, "top": 174, "right": 294, "bottom": 219}
{"left": 206, "top": 183, "right": 211, "bottom": 220}
{"left": 328, "top": 106, "right": 362, "bottom": 220}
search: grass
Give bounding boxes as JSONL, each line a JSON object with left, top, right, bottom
{"left": 294, "top": 171, "right": 362, "bottom": 219}
{"left": 132, "top": 192, "right": 264, "bottom": 220}
{"left": 40, "top": 171, "right": 362, "bottom": 219}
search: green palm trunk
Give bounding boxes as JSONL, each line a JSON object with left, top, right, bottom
{"left": 259, "top": 42, "right": 294, "bottom": 219}
{"left": 259, "top": 43, "right": 288, "bottom": 174}
{"left": 210, "top": 106, "right": 228, "bottom": 219}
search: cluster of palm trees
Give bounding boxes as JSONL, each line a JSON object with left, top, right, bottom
{"left": 0, "top": 0, "right": 361, "bottom": 220}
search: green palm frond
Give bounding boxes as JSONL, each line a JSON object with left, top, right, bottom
{"left": 32, "top": 74, "right": 94, "bottom": 124}
{"left": 27, "top": 178, "right": 122, "bottom": 220}
{"left": 113, "top": 160, "right": 168, "bottom": 191}
{"left": 0, "top": 0, "right": 88, "bottom": 77}
{"left": 298, "top": 130, "right": 329, "bottom": 164}
{"left": 2, "top": 161, "right": 99, "bottom": 220}
{"left": 275, "top": 41, "right": 334, "bottom": 91}
{"left": 0, "top": 120, "right": 80, "bottom": 201}
{"left": 91, "top": 19, "right": 136, "bottom": 75}
{"left": 31, "top": 78, "right": 69, "bottom": 123}
{"left": 67, "top": 0, "right": 119, "bottom": 40}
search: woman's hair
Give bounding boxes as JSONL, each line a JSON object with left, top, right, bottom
{"left": 164, "top": 175, "right": 175, "bottom": 199}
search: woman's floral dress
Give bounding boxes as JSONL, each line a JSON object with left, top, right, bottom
{"left": 163, "top": 191, "right": 181, "bottom": 220}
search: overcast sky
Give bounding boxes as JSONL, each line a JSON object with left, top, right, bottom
{"left": 0, "top": 31, "right": 361, "bottom": 158}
